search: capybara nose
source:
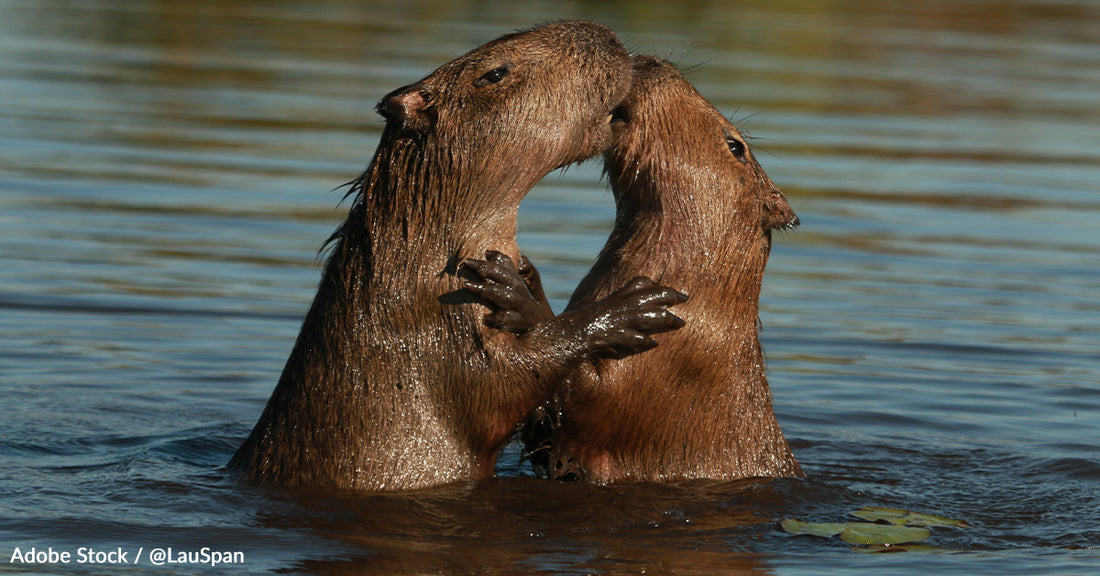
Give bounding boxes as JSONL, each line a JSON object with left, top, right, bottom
{"left": 377, "top": 85, "right": 434, "bottom": 131}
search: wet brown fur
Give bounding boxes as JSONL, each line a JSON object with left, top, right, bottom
{"left": 229, "top": 22, "right": 639, "bottom": 491}
{"left": 541, "top": 56, "right": 804, "bottom": 483}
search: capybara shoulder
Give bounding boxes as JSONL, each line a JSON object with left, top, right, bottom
{"left": 537, "top": 55, "right": 803, "bottom": 483}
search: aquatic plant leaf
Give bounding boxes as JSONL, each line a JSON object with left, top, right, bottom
{"left": 849, "top": 507, "right": 909, "bottom": 524}
{"left": 851, "top": 506, "right": 971, "bottom": 528}
{"left": 780, "top": 519, "right": 847, "bottom": 538}
{"left": 839, "top": 523, "right": 931, "bottom": 545}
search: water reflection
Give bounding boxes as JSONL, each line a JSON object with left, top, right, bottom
{"left": 269, "top": 478, "right": 782, "bottom": 575}
{"left": 2, "top": 0, "right": 1098, "bottom": 574}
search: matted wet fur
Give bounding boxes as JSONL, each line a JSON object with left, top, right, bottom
{"left": 503, "top": 56, "right": 804, "bottom": 482}
{"left": 229, "top": 24, "right": 686, "bottom": 492}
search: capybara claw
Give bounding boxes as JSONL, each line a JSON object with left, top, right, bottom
{"left": 462, "top": 251, "right": 553, "bottom": 334}
{"left": 566, "top": 276, "right": 687, "bottom": 359}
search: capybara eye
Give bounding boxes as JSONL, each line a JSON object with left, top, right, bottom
{"left": 474, "top": 65, "right": 511, "bottom": 87}
{"left": 726, "top": 136, "right": 747, "bottom": 159}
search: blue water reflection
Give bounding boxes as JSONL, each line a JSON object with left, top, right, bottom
{"left": 1, "top": 0, "right": 1097, "bottom": 574}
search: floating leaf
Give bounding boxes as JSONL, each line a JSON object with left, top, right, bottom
{"left": 839, "top": 522, "right": 931, "bottom": 545}
{"left": 781, "top": 505, "right": 970, "bottom": 553}
{"left": 851, "top": 507, "right": 971, "bottom": 528}
{"left": 850, "top": 507, "right": 909, "bottom": 524}
{"left": 904, "top": 512, "right": 970, "bottom": 528}
{"left": 780, "top": 519, "right": 847, "bottom": 538}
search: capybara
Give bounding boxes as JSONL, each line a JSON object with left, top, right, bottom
{"left": 499, "top": 56, "right": 804, "bottom": 482}
{"left": 229, "top": 24, "right": 686, "bottom": 492}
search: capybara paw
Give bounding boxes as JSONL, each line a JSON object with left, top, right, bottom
{"left": 573, "top": 276, "right": 687, "bottom": 359}
{"left": 462, "top": 250, "right": 553, "bottom": 334}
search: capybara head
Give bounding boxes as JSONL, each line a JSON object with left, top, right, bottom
{"left": 376, "top": 21, "right": 632, "bottom": 198}
{"left": 606, "top": 55, "right": 799, "bottom": 236}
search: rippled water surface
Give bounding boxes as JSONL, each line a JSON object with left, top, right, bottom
{"left": 2, "top": 0, "right": 1098, "bottom": 574}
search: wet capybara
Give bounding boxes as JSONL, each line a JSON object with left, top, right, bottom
{"left": 229, "top": 24, "right": 686, "bottom": 492}
{"left": 509, "top": 56, "right": 804, "bottom": 482}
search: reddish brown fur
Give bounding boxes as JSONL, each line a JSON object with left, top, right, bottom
{"left": 229, "top": 22, "right": 670, "bottom": 492}
{"left": 542, "top": 56, "right": 804, "bottom": 483}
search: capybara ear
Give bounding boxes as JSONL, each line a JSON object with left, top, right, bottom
{"left": 763, "top": 187, "right": 800, "bottom": 230}
{"left": 377, "top": 84, "right": 435, "bottom": 133}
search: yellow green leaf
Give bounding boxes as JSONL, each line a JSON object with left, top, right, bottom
{"left": 780, "top": 519, "right": 847, "bottom": 538}
{"left": 839, "top": 523, "right": 932, "bottom": 545}
{"left": 850, "top": 507, "right": 909, "bottom": 524}
{"left": 851, "top": 506, "right": 971, "bottom": 528}
{"left": 898, "top": 511, "right": 971, "bottom": 528}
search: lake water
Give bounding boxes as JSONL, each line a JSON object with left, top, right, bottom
{"left": 1, "top": 0, "right": 1097, "bottom": 574}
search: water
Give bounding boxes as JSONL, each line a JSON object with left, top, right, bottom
{"left": 1, "top": 0, "right": 1097, "bottom": 573}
